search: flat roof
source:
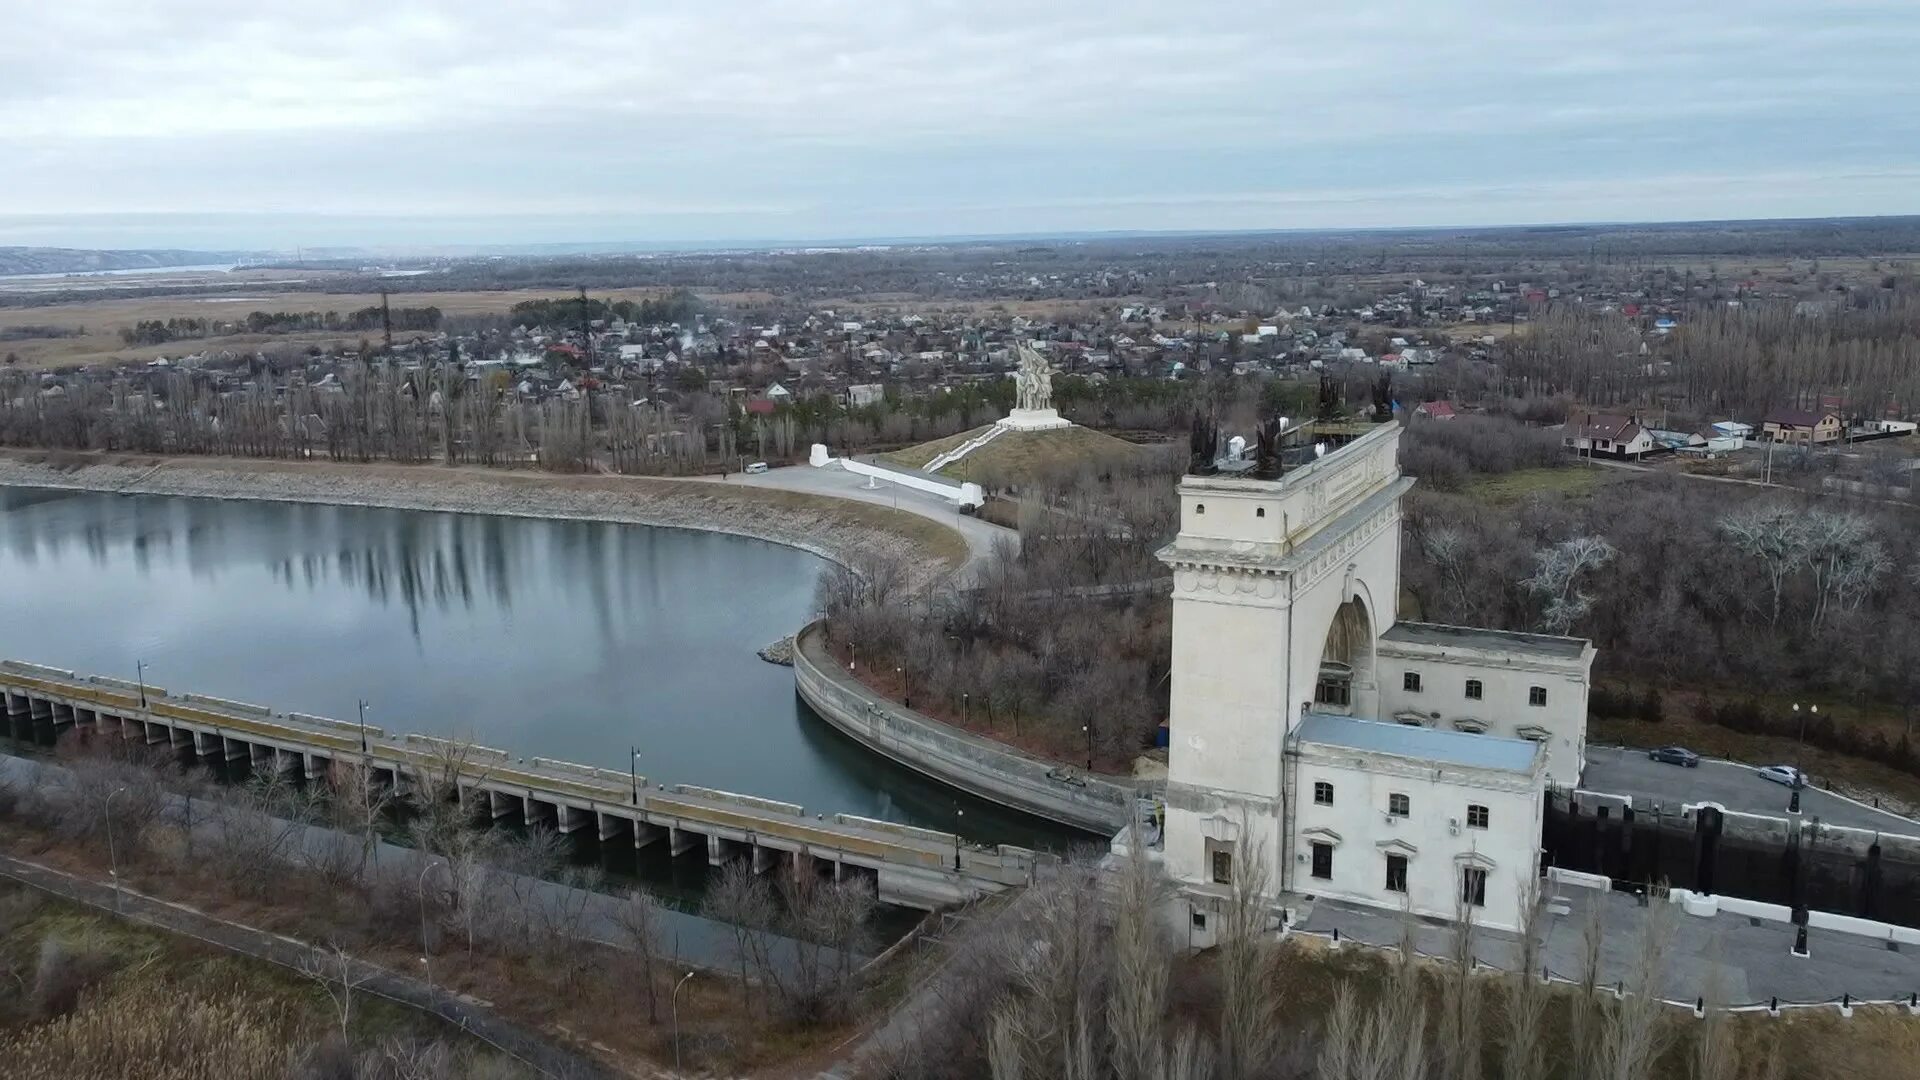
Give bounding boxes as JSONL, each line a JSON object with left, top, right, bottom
{"left": 1380, "top": 621, "right": 1588, "bottom": 660}
{"left": 1295, "top": 712, "right": 1539, "bottom": 774}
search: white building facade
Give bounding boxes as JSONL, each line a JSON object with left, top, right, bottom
{"left": 1155, "top": 421, "right": 1592, "bottom": 935}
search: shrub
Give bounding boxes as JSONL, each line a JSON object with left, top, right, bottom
{"left": 30, "top": 937, "right": 122, "bottom": 1020}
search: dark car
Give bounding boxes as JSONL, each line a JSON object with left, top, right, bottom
{"left": 1648, "top": 746, "right": 1700, "bottom": 767}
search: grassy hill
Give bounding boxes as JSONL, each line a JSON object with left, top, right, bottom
{"left": 884, "top": 422, "right": 1151, "bottom": 487}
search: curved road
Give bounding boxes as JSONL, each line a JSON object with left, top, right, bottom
{"left": 692, "top": 460, "right": 1015, "bottom": 581}
{"left": 1583, "top": 746, "right": 1920, "bottom": 834}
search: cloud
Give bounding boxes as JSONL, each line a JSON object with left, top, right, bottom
{"left": 3, "top": 0, "right": 1917, "bottom": 247}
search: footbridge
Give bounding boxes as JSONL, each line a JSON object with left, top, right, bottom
{"left": 0, "top": 660, "right": 1041, "bottom": 909}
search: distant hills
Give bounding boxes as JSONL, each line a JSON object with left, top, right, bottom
{"left": 0, "top": 247, "right": 253, "bottom": 277}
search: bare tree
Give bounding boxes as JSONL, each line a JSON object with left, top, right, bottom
{"left": 1598, "top": 895, "right": 1675, "bottom": 1080}
{"left": 299, "top": 944, "right": 371, "bottom": 1044}
{"left": 613, "top": 887, "right": 664, "bottom": 1024}
{"left": 1501, "top": 881, "right": 1551, "bottom": 1080}
{"left": 1109, "top": 819, "right": 1171, "bottom": 1080}
{"left": 1523, "top": 535, "right": 1615, "bottom": 634}
{"left": 1217, "top": 828, "right": 1277, "bottom": 1080}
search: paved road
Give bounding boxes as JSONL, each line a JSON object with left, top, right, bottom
{"left": 690, "top": 461, "right": 1015, "bottom": 581}
{"left": 1583, "top": 746, "right": 1920, "bottom": 835}
{"left": 1301, "top": 885, "right": 1920, "bottom": 1005}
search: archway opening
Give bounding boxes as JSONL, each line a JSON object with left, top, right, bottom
{"left": 1312, "top": 598, "right": 1375, "bottom": 715}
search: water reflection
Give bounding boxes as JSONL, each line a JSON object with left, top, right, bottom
{"left": 0, "top": 486, "right": 1078, "bottom": 849}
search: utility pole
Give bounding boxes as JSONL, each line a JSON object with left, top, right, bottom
{"left": 380, "top": 290, "right": 393, "bottom": 354}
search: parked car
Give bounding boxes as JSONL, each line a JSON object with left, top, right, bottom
{"left": 1648, "top": 746, "right": 1700, "bottom": 767}
{"left": 744, "top": 461, "right": 769, "bottom": 474}
{"left": 1758, "top": 764, "right": 1807, "bottom": 787}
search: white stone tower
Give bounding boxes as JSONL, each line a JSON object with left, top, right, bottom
{"left": 1155, "top": 422, "right": 1412, "bottom": 900}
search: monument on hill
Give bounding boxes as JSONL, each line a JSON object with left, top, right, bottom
{"left": 1000, "top": 341, "right": 1073, "bottom": 432}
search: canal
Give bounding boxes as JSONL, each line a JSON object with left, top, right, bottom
{"left": 0, "top": 485, "right": 1083, "bottom": 850}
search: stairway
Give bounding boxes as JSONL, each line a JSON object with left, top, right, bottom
{"left": 925, "top": 423, "right": 1008, "bottom": 473}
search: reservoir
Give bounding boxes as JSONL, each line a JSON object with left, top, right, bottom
{"left": 0, "top": 485, "right": 1072, "bottom": 848}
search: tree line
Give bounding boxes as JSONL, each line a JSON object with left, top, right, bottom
{"left": 119, "top": 306, "right": 444, "bottom": 345}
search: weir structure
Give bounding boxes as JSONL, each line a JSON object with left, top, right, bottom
{"left": 0, "top": 661, "right": 1042, "bottom": 910}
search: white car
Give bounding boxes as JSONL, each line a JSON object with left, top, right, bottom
{"left": 1757, "top": 764, "right": 1806, "bottom": 787}
{"left": 744, "top": 461, "right": 769, "bottom": 474}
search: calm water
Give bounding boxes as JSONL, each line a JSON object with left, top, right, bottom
{"left": 0, "top": 486, "right": 1072, "bottom": 848}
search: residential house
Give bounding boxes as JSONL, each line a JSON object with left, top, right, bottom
{"left": 1761, "top": 409, "right": 1842, "bottom": 446}
{"left": 1413, "top": 401, "right": 1458, "bottom": 421}
{"left": 1562, "top": 411, "right": 1655, "bottom": 459}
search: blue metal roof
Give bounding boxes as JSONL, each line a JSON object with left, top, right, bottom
{"left": 1294, "top": 712, "right": 1539, "bottom": 774}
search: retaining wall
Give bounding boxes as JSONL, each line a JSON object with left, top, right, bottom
{"left": 793, "top": 621, "right": 1136, "bottom": 833}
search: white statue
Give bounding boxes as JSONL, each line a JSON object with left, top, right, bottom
{"left": 1013, "top": 341, "right": 1053, "bottom": 412}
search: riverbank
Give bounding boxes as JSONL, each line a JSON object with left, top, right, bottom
{"left": 0, "top": 449, "right": 970, "bottom": 580}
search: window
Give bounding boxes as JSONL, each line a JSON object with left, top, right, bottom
{"left": 1529, "top": 686, "right": 1548, "bottom": 707}
{"left": 1311, "top": 842, "right": 1334, "bottom": 880}
{"left": 1403, "top": 671, "right": 1423, "bottom": 693}
{"left": 1467, "top": 804, "right": 1489, "bottom": 829}
{"left": 1313, "top": 781, "right": 1334, "bottom": 806}
{"left": 1385, "top": 854, "right": 1408, "bottom": 893}
{"left": 1208, "top": 842, "right": 1233, "bottom": 885}
{"left": 1461, "top": 867, "right": 1487, "bottom": 907}
{"left": 1314, "top": 675, "right": 1351, "bottom": 708}
{"left": 1191, "top": 911, "right": 1208, "bottom": 931}
{"left": 1465, "top": 678, "right": 1483, "bottom": 701}
{"left": 1256, "top": 507, "right": 1266, "bottom": 518}
{"left": 1388, "top": 793, "right": 1410, "bottom": 817}
{"left": 1195, "top": 503, "right": 1205, "bottom": 515}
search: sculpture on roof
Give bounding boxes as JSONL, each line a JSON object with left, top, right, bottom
{"left": 1253, "top": 415, "right": 1285, "bottom": 480}
{"left": 1013, "top": 341, "right": 1054, "bottom": 413}
{"left": 1188, "top": 410, "right": 1220, "bottom": 475}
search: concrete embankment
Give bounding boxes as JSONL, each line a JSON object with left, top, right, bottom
{"left": 0, "top": 451, "right": 969, "bottom": 579}
{"left": 793, "top": 621, "right": 1139, "bottom": 834}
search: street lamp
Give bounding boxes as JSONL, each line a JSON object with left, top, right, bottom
{"left": 897, "top": 666, "right": 909, "bottom": 709}
{"left": 135, "top": 661, "right": 149, "bottom": 709}
{"left": 630, "top": 746, "right": 641, "bottom": 805}
{"left": 418, "top": 858, "right": 440, "bottom": 986}
{"left": 672, "top": 971, "right": 697, "bottom": 1071}
{"left": 952, "top": 807, "right": 964, "bottom": 872}
{"left": 1790, "top": 704, "right": 1816, "bottom": 814}
{"left": 1082, "top": 724, "right": 1092, "bottom": 772}
{"left": 105, "top": 786, "right": 126, "bottom": 911}
{"left": 357, "top": 699, "right": 371, "bottom": 755}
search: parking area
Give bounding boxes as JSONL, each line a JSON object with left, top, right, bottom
{"left": 1582, "top": 746, "right": 1920, "bottom": 835}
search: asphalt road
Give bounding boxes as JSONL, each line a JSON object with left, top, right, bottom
{"left": 689, "top": 459, "right": 1015, "bottom": 582}
{"left": 1583, "top": 745, "right": 1920, "bottom": 834}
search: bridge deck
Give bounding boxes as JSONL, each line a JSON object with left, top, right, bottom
{"left": 0, "top": 660, "right": 1036, "bottom": 898}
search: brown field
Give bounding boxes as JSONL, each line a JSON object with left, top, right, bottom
{"left": 0, "top": 285, "right": 681, "bottom": 370}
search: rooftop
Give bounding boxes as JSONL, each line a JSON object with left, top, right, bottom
{"left": 1380, "top": 621, "right": 1589, "bottom": 661}
{"left": 1294, "top": 712, "right": 1539, "bottom": 774}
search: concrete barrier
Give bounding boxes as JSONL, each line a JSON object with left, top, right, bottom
{"left": 810, "top": 444, "right": 984, "bottom": 508}
{"left": 794, "top": 621, "right": 1137, "bottom": 833}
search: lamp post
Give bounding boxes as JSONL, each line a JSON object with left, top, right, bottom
{"left": 1082, "top": 724, "right": 1092, "bottom": 772}
{"left": 105, "top": 786, "right": 126, "bottom": 911}
{"left": 1789, "top": 704, "right": 1815, "bottom": 815}
{"left": 630, "top": 746, "right": 641, "bottom": 806}
{"left": 897, "top": 666, "right": 908, "bottom": 709}
{"left": 418, "top": 859, "right": 440, "bottom": 988}
{"left": 952, "top": 807, "right": 964, "bottom": 871}
{"left": 135, "top": 661, "right": 148, "bottom": 709}
{"left": 357, "top": 699, "right": 371, "bottom": 755}
{"left": 672, "top": 970, "right": 697, "bottom": 1071}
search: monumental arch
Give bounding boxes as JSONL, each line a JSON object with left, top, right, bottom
{"left": 1155, "top": 420, "right": 1592, "bottom": 932}
{"left": 1156, "top": 421, "right": 1412, "bottom": 897}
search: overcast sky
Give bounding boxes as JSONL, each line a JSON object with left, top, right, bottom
{"left": 5, "top": 0, "right": 1918, "bottom": 251}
